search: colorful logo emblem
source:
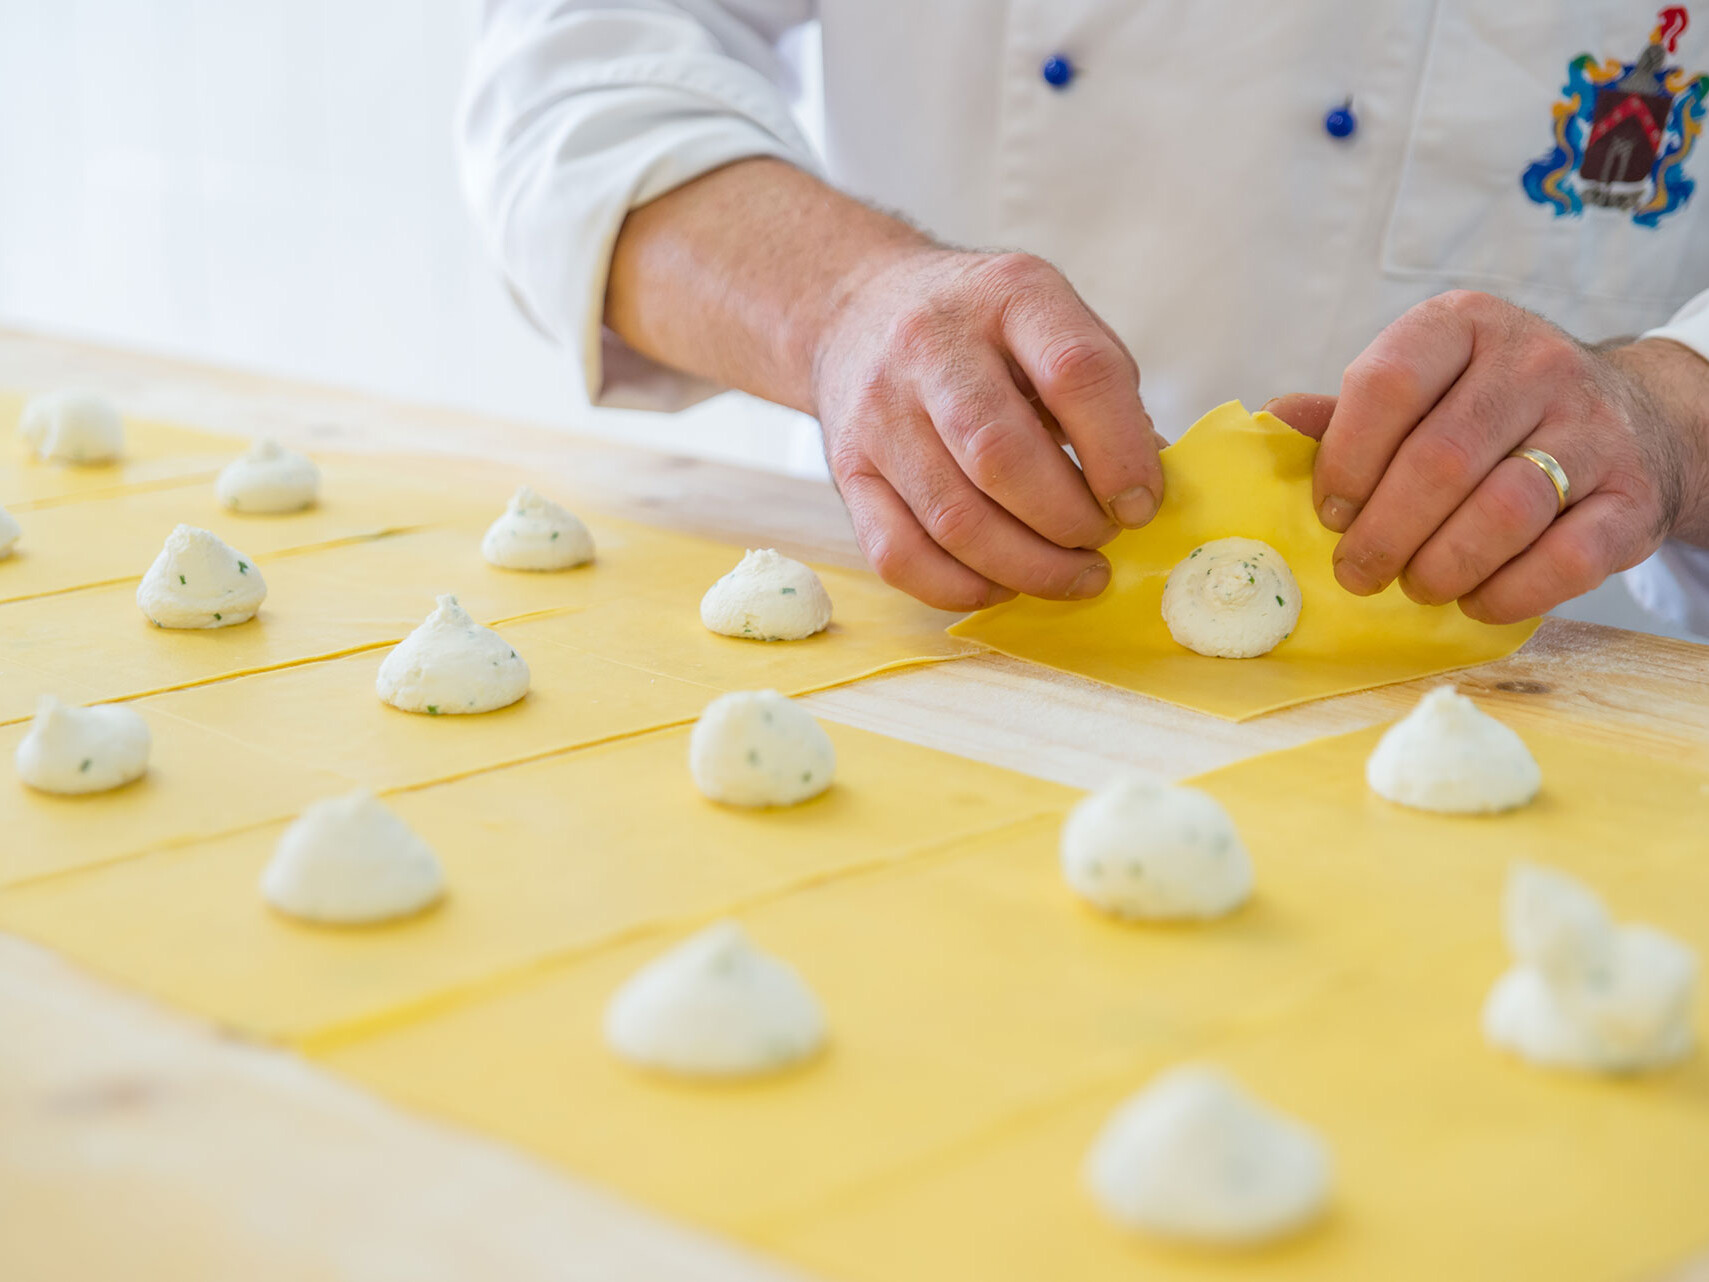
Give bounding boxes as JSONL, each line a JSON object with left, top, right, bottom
{"left": 1522, "top": 6, "right": 1709, "bottom": 227}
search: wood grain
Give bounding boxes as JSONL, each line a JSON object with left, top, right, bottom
{"left": 2, "top": 328, "right": 1705, "bottom": 1281}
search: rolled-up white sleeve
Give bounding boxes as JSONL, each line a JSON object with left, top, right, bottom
{"left": 1623, "top": 289, "right": 1709, "bottom": 637}
{"left": 459, "top": 0, "right": 821, "bottom": 410}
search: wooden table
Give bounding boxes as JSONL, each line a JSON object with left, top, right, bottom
{"left": 2, "top": 329, "right": 1705, "bottom": 1281}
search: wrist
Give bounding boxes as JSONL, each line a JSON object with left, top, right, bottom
{"left": 803, "top": 237, "right": 942, "bottom": 416}
{"left": 1608, "top": 337, "right": 1709, "bottom": 545}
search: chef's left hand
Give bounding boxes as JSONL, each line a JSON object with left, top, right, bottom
{"left": 1267, "top": 290, "right": 1709, "bottom": 624}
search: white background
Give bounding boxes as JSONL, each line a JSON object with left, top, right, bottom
{"left": 0, "top": 0, "right": 826, "bottom": 474}
{"left": 0, "top": 0, "right": 1683, "bottom": 635}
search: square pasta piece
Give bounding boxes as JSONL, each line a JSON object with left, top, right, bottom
{"left": 0, "top": 397, "right": 238, "bottom": 509}
{"left": 0, "top": 704, "right": 355, "bottom": 886}
{"left": 0, "top": 458, "right": 489, "bottom": 604}
{"left": 296, "top": 519, "right": 748, "bottom": 626}
{"left": 533, "top": 568, "right": 980, "bottom": 696}
{"left": 950, "top": 403, "right": 1538, "bottom": 720}
{"left": 0, "top": 556, "right": 428, "bottom": 724}
{"left": 141, "top": 617, "right": 720, "bottom": 790}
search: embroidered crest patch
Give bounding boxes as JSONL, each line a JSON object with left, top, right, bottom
{"left": 1522, "top": 5, "right": 1709, "bottom": 226}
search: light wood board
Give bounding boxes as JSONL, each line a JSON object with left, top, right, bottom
{"left": 1, "top": 328, "right": 1705, "bottom": 1282}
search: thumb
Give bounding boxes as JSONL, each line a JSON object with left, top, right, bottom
{"left": 1261, "top": 393, "right": 1338, "bottom": 441}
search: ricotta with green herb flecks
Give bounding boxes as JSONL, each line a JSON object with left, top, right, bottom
{"left": 481, "top": 485, "right": 593, "bottom": 570}
{"left": 1061, "top": 773, "right": 1252, "bottom": 920}
{"left": 137, "top": 524, "right": 266, "bottom": 628}
{"left": 1161, "top": 537, "right": 1299, "bottom": 659}
{"left": 376, "top": 594, "right": 529, "bottom": 714}
{"left": 700, "top": 549, "right": 832, "bottom": 641}
{"left": 689, "top": 689, "right": 834, "bottom": 807}
{"left": 16, "top": 695, "right": 150, "bottom": 795}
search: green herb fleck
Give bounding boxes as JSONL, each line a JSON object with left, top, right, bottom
{"left": 780, "top": 586, "right": 797, "bottom": 595}
{"left": 426, "top": 705, "right": 440, "bottom": 716}
{"left": 509, "top": 650, "right": 517, "bottom": 659}
{"left": 212, "top": 612, "right": 221, "bottom": 620}
{"left": 550, "top": 530, "right": 560, "bottom": 540}
{"left": 1189, "top": 547, "right": 1201, "bottom": 558}
{"left": 237, "top": 561, "right": 248, "bottom": 574}
{"left": 1247, "top": 575, "right": 1255, "bottom": 584}
{"left": 178, "top": 574, "right": 186, "bottom": 585}
{"left": 79, "top": 758, "right": 92, "bottom": 773}
{"left": 747, "top": 749, "right": 760, "bottom": 766}
{"left": 1276, "top": 595, "right": 1285, "bottom": 607}
{"left": 800, "top": 770, "right": 812, "bottom": 783}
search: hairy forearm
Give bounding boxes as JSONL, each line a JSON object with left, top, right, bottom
{"left": 604, "top": 158, "right": 930, "bottom": 414}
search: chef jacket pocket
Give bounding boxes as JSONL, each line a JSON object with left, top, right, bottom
{"left": 1383, "top": 0, "right": 1709, "bottom": 311}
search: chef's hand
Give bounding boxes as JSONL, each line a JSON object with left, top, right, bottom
{"left": 1267, "top": 291, "right": 1709, "bottom": 624}
{"left": 607, "top": 159, "right": 1160, "bottom": 610}
{"left": 812, "top": 247, "right": 1163, "bottom": 611}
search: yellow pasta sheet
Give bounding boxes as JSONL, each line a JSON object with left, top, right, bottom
{"left": 293, "top": 724, "right": 1709, "bottom": 1281}
{"left": 0, "top": 517, "right": 971, "bottom": 724}
{"left": 0, "top": 458, "right": 483, "bottom": 604}
{"left": 128, "top": 620, "right": 718, "bottom": 793}
{"left": 0, "top": 705, "right": 355, "bottom": 888}
{"left": 950, "top": 402, "right": 1539, "bottom": 720}
{"left": 0, "top": 555, "right": 426, "bottom": 724}
{"left": 0, "top": 723, "right": 1074, "bottom": 1043}
{"left": 0, "top": 394, "right": 236, "bottom": 508}
{"left": 0, "top": 616, "right": 724, "bottom": 886}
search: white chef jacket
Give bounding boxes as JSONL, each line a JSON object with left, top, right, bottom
{"left": 459, "top": 0, "right": 1709, "bottom": 630}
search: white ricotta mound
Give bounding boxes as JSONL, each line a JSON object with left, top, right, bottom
{"left": 217, "top": 438, "right": 320, "bottom": 513}
{"left": 20, "top": 390, "right": 124, "bottom": 464}
{"left": 16, "top": 695, "right": 151, "bottom": 795}
{"left": 1161, "top": 537, "right": 1300, "bottom": 659}
{"left": 480, "top": 485, "right": 594, "bottom": 570}
{"left": 1060, "top": 774, "right": 1253, "bottom": 920}
{"left": 136, "top": 524, "right": 267, "bottom": 628}
{"left": 1484, "top": 863, "right": 1697, "bottom": 1073}
{"left": 1367, "top": 686, "right": 1541, "bottom": 814}
{"left": 605, "top": 920, "right": 826, "bottom": 1077}
{"left": 1085, "top": 1065, "right": 1331, "bottom": 1246}
{"left": 262, "top": 790, "right": 446, "bottom": 925}
{"left": 700, "top": 549, "right": 832, "bottom": 641}
{"left": 375, "top": 594, "right": 530, "bottom": 715}
{"left": 688, "top": 690, "right": 835, "bottom": 807}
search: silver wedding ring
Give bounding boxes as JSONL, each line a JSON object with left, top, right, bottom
{"left": 1509, "top": 446, "right": 1571, "bottom": 515}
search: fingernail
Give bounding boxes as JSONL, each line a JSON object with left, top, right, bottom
{"left": 1069, "top": 562, "right": 1111, "bottom": 599}
{"left": 983, "top": 585, "right": 1018, "bottom": 607}
{"left": 1260, "top": 396, "right": 1280, "bottom": 413}
{"left": 1319, "top": 495, "right": 1357, "bottom": 532}
{"left": 1334, "top": 554, "right": 1379, "bottom": 597}
{"left": 1109, "top": 486, "right": 1158, "bottom": 528}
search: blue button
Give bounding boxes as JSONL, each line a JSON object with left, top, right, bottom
{"left": 1042, "top": 54, "right": 1074, "bottom": 89}
{"left": 1324, "top": 99, "right": 1357, "bottom": 139}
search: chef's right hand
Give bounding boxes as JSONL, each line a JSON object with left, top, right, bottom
{"left": 811, "top": 247, "right": 1163, "bottom": 611}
